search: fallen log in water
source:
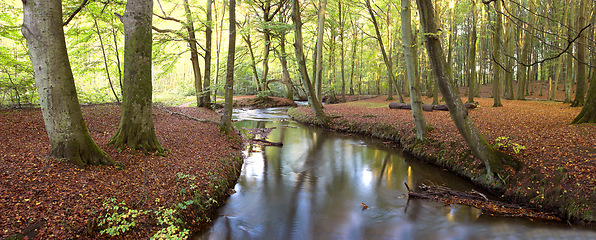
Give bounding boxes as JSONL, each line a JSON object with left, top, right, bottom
{"left": 249, "top": 138, "right": 283, "bottom": 147}
{"left": 405, "top": 183, "right": 561, "bottom": 221}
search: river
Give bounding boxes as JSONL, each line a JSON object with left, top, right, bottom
{"left": 198, "top": 107, "right": 596, "bottom": 240}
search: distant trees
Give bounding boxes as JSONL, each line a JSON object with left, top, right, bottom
{"left": 22, "top": 0, "right": 114, "bottom": 167}
{"left": 221, "top": 0, "right": 237, "bottom": 131}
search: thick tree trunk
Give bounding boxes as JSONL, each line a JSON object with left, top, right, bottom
{"left": 22, "top": 0, "right": 114, "bottom": 167}
{"left": 572, "top": 0, "right": 587, "bottom": 107}
{"left": 221, "top": 0, "right": 236, "bottom": 131}
{"left": 365, "top": 0, "right": 404, "bottom": 103}
{"left": 110, "top": 0, "right": 163, "bottom": 155}
{"left": 571, "top": 68, "right": 596, "bottom": 123}
{"left": 401, "top": 0, "right": 426, "bottom": 140}
{"left": 292, "top": 0, "right": 328, "bottom": 125}
{"left": 202, "top": 0, "right": 213, "bottom": 108}
{"left": 314, "top": 0, "right": 327, "bottom": 103}
{"left": 416, "top": 0, "right": 521, "bottom": 185}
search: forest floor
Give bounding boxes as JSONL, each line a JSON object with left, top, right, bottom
{"left": 0, "top": 104, "right": 245, "bottom": 239}
{"left": 288, "top": 94, "right": 596, "bottom": 224}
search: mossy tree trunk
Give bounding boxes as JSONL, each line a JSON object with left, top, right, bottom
{"left": 182, "top": 0, "right": 204, "bottom": 108}
{"left": 571, "top": 0, "right": 587, "bottom": 107}
{"left": 110, "top": 0, "right": 163, "bottom": 155}
{"left": 416, "top": 0, "right": 521, "bottom": 185}
{"left": 22, "top": 0, "right": 114, "bottom": 168}
{"left": 571, "top": 69, "right": 596, "bottom": 123}
{"left": 401, "top": 0, "right": 427, "bottom": 140}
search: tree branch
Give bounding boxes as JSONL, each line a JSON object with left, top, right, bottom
{"left": 63, "top": 0, "right": 90, "bottom": 26}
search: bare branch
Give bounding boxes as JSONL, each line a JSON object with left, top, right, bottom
{"left": 63, "top": 0, "right": 90, "bottom": 26}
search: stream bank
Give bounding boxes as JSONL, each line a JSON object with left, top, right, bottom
{"left": 287, "top": 97, "right": 596, "bottom": 224}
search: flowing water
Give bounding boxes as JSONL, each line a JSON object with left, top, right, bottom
{"left": 198, "top": 107, "right": 596, "bottom": 240}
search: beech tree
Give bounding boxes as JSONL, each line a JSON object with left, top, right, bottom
{"left": 22, "top": 0, "right": 114, "bottom": 167}
{"left": 416, "top": 0, "right": 521, "bottom": 185}
{"left": 110, "top": 0, "right": 164, "bottom": 155}
{"left": 401, "top": 0, "right": 426, "bottom": 140}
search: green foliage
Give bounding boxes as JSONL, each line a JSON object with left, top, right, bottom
{"left": 97, "top": 198, "right": 149, "bottom": 236}
{"left": 494, "top": 136, "right": 526, "bottom": 154}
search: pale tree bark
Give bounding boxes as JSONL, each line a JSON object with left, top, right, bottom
{"left": 503, "top": 0, "right": 514, "bottom": 100}
{"left": 202, "top": 0, "right": 213, "bottom": 108}
{"left": 314, "top": 0, "right": 327, "bottom": 103}
{"left": 183, "top": 0, "right": 204, "bottom": 108}
{"left": 401, "top": 0, "right": 426, "bottom": 140}
{"left": 571, "top": 0, "right": 588, "bottom": 107}
{"left": 491, "top": 0, "right": 503, "bottom": 107}
{"left": 416, "top": 0, "right": 521, "bottom": 185}
{"left": 516, "top": 0, "right": 535, "bottom": 100}
{"left": 221, "top": 0, "right": 236, "bottom": 131}
{"left": 214, "top": 1, "right": 226, "bottom": 102}
{"left": 22, "top": 0, "right": 114, "bottom": 167}
{"left": 291, "top": 0, "right": 328, "bottom": 125}
{"left": 275, "top": 15, "right": 294, "bottom": 101}
{"left": 110, "top": 0, "right": 164, "bottom": 155}
{"left": 365, "top": 0, "right": 404, "bottom": 103}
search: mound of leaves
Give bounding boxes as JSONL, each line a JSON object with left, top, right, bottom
{"left": 233, "top": 95, "right": 297, "bottom": 108}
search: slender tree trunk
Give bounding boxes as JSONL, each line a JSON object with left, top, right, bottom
{"left": 365, "top": 0, "right": 404, "bottom": 103}
{"left": 349, "top": 19, "right": 358, "bottom": 96}
{"left": 22, "top": 0, "right": 114, "bottom": 167}
{"left": 214, "top": 1, "right": 226, "bottom": 102}
{"left": 292, "top": 0, "right": 328, "bottom": 125}
{"left": 277, "top": 33, "right": 294, "bottom": 100}
{"left": 402, "top": 0, "right": 426, "bottom": 140}
{"left": 492, "top": 0, "right": 503, "bottom": 107}
{"left": 183, "top": 0, "right": 203, "bottom": 108}
{"left": 467, "top": 0, "right": 477, "bottom": 103}
{"left": 339, "top": 1, "right": 346, "bottom": 102}
{"left": 221, "top": 0, "right": 236, "bottom": 131}
{"left": 202, "top": 0, "right": 213, "bottom": 108}
{"left": 416, "top": 0, "right": 521, "bottom": 185}
{"left": 92, "top": 10, "right": 120, "bottom": 104}
{"left": 110, "top": 0, "right": 163, "bottom": 155}
{"left": 243, "top": 33, "right": 261, "bottom": 91}
{"left": 112, "top": 28, "right": 123, "bottom": 93}
{"left": 503, "top": 0, "right": 514, "bottom": 100}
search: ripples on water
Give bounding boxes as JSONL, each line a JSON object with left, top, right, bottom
{"left": 197, "top": 107, "right": 596, "bottom": 240}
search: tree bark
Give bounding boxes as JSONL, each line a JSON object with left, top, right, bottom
{"left": 572, "top": 0, "right": 587, "bottom": 107}
{"left": 492, "top": 0, "right": 503, "bottom": 107}
{"left": 202, "top": 0, "right": 213, "bottom": 108}
{"left": 221, "top": 0, "right": 236, "bottom": 131}
{"left": 110, "top": 0, "right": 163, "bottom": 155}
{"left": 401, "top": 0, "right": 426, "bottom": 140}
{"left": 339, "top": 1, "right": 346, "bottom": 102}
{"left": 467, "top": 0, "right": 477, "bottom": 103}
{"left": 314, "top": 0, "right": 327, "bottom": 103}
{"left": 291, "top": 0, "right": 328, "bottom": 125}
{"left": 416, "top": 0, "right": 521, "bottom": 185}
{"left": 22, "top": 0, "right": 114, "bottom": 167}
{"left": 571, "top": 66, "right": 596, "bottom": 123}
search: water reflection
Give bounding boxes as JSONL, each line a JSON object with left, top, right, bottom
{"left": 198, "top": 108, "right": 596, "bottom": 240}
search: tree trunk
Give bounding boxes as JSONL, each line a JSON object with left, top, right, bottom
{"left": 110, "top": 0, "right": 163, "bottom": 155}
{"left": 202, "top": 0, "right": 213, "bottom": 108}
{"left": 22, "top": 0, "right": 114, "bottom": 167}
{"left": 292, "top": 0, "right": 328, "bottom": 125}
{"left": 572, "top": 0, "right": 587, "bottom": 107}
{"left": 221, "top": 0, "right": 236, "bottom": 131}
{"left": 365, "top": 0, "right": 404, "bottom": 103}
{"left": 503, "top": 0, "right": 514, "bottom": 100}
{"left": 401, "top": 0, "right": 426, "bottom": 140}
{"left": 571, "top": 65, "right": 596, "bottom": 123}
{"left": 467, "top": 0, "right": 477, "bottom": 103}
{"left": 492, "top": 0, "right": 503, "bottom": 107}
{"left": 314, "top": 0, "right": 327, "bottom": 103}
{"left": 277, "top": 33, "right": 294, "bottom": 101}
{"left": 416, "top": 0, "right": 521, "bottom": 185}
{"left": 339, "top": 1, "right": 346, "bottom": 102}
{"left": 183, "top": 0, "right": 203, "bottom": 108}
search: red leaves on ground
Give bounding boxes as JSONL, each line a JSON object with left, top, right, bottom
{"left": 0, "top": 104, "right": 243, "bottom": 239}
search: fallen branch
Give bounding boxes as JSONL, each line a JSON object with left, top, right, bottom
{"left": 249, "top": 138, "right": 283, "bottom": 147}
{"left": 406, "top": 183, "right": 561, "bottom": 221}
{"left": 155, "top": 105, "right": 221, "bottom": 125}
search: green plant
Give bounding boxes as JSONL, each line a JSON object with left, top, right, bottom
{"left": 150, "top": 207, "right": 189, "bottom": 240}
{"left": 494, "top": 136, "right": 526, "bottom": 154}
{"left": 97, "top": 198, "right": 149, "bottom": 236}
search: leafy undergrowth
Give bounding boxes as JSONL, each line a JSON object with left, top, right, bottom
{"left": 232, "top": 95, "right": 297, "bottom": 108}
{"left": 289, "top": 96, "right": 596, "bottom": 223}
{"left": 0, "top": 104, "right": 244, "bottom": 239}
